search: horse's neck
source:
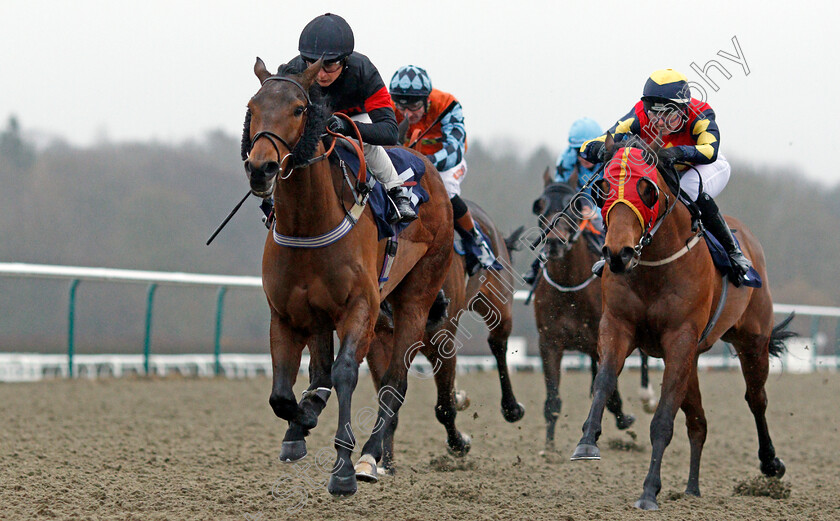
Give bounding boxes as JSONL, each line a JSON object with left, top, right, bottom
{"left": 273, "top": 150, "right": 344, "bottom": 236}
{"left": 546, "top": 234, "right": 594, "bottom": 284}
{"left": 639, "top": 203, "right": 696, "bottom": 265}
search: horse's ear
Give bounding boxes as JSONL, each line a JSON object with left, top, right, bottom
{"left": 254, "top": 57, "right": 271, "bottom": 84}
{"left": 592, "top": 179, "right": 611, "bottom": 208}
{"left": 532, "top": 195, "right": 547, "bottom": 215}
{"left": 542, "top": 166, "right": 553, "bottom": 187}
{"left": 604, "top": 132, "right": 615, "bottom": 157}
{"left": 637, "top": 177, "right": 660, "bottom": 209}
{"left": 300, "top": 58, "right": 323, "bottom": 89}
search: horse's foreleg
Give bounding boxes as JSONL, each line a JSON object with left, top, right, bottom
{"left": 280, "top": 332, "right": 334, "bottom": 462}
{"left": 606, "top": 384, "right": 636, "bottom": 430}
{"left": 539, "top": 336, "right": 563, "bottom": 452}
{"left": 357, "top": 298, "right": 431, "bottom": 476}
{"left": 327, "top": 299, "right": 376, "bottom": 497}
{"left": 680, "top": 366, "right": 707, "bottom": 497}
{"left": 487, "top": 325, "right": 525, "bottom": 423}
{"left": 572, "top": 318, "right": 634, "bottom": 461}
{"left": 268, "top": 314, "right": 307, "bottom": 457}
{"left": 473, "top": 290, "right": 524, "bottom": 422}
{"left": 635, "top": 328, "right": 697, "bottom": 511}
{"left": 736, "top": 337, "right": 785, "bottom": 478}
{"left": 427, "top": 344, "right": 471, "bottom": 458}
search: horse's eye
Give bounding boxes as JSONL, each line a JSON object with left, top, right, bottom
{"left": 294, "top": 106, "right": 305, "bottom": 117}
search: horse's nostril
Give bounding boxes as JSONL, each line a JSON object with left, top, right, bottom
{"left": 264, "top": 161, "right": 280, "bottom": 176}
{"left": 620, "top": 246, "right": 635, "bottom": 264}
{"left": 244, "top": 161, "right": 251, "bottom": 174}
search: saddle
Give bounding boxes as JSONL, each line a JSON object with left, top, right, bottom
{"left": 334, "top": 145, "right": 429, "bottom": 240}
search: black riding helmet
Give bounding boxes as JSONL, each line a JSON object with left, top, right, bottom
{"left": 298, "top": 13, "right": 354, "bottom": 63}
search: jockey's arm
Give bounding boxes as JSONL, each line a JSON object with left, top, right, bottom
{"left": 354, "top": 87, "right": 399, "bottom": 145}
{"left": 427, "top": 102, "right": 466, "bottom": 171}
{"left": 579, "top": 107, "right": 639, "bottom": 162}
{"left": 680, "top": 108, "right": 720, "bottom": 165}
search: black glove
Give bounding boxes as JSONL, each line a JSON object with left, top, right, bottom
{"left": 327, "top": 114, "right": 350, "bottom": 136}
{"left": 581, "top": 142, "right": 608, "bottom": 163}
{"left": 658, "top": 146, "right": 684, "bottom": 168}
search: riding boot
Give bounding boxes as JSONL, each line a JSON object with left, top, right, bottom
{"left": 386, "top": 186, "right": 417, "bottom": 224}
{"left": 522, "top": 258, "right": 541, "bottom": 285}
{"left": 260, "top": 198, "right": 274, "bottom": 229}
{"left": 470, "top": 227, "right": 497, "bottom": 269}
{"left": 696, "top": 192, "right": 752, "bottom": 281}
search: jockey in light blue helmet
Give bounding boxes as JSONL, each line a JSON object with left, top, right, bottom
{"left": 554, "top": 117, "right": 603, "bottom": 194}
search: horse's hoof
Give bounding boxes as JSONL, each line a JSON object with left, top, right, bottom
{"left": 684, "top": 486, "right": 701, "bottom": 497}
{"left": 570, "top": 443, "right": 600, "bottom": 461}
{"left": 502, "top": 402, "right": 525, "bottom": 423}
{"left": 643, "top": 402, "right": 658, "bottom": 414}
{"left": 634, "top": 497, "right": 659, "bottom": 511}
{"left": 454, "top": 390, "right": 471, "bottom": 411}
{"left": 278, "top": 440, "right": 307, "bottom": 462}
{"left": 327, "top": 473, "right": 357, "bottom": 497}
{"left": 354, "top": 454, "right": 379, "bottom": 483}
{"left": 761, "top": 457, "right": 786, "bottom": 478}
{"left": 616, "top": 414, "right": 636, "bottom": 430}
{"left": 447, "top": 432, "right": 472, "bottom": 457}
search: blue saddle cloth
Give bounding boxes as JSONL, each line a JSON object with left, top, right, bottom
{"left": 703, "top": 229, "right": 762, "bottom": 288}
{"left": 335, "top": 146, "right": 429, "bottom": 240}
{"left": 453, "top": 222, "right": 504, "bottom": 271}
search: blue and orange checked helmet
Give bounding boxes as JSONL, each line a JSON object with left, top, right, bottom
{"left": 390, "top": 65, "right": 433, "bottom": 106}
{"left": 641, "top": 69, "right": 692, "bottom": 112}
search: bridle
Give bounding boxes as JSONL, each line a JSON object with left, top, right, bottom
{"left": 248, "top": 75, "right": 332, "bottom": 179}
{"left": 606, "top": 158, "right": 703, "bottom": 269}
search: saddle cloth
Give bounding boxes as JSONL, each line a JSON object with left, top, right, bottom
{"left": 335, "top": 146, "right": 429, "bottom": 240}
{"left": 703, "top": 229, "right": 762, "bottom": 288}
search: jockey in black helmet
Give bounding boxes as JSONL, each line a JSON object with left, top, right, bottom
{"left": 289, "top": 13, "right": 416, "bottom": 224}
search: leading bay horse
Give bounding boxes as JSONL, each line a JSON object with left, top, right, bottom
{"left": 243, "top": 58, "right": 453, "bottom": 496}
{"left": 362, "top": 201, "right": 525, "bottom": 479}
{"left": 571, "top": 135, "right": 794, "bottom": 510}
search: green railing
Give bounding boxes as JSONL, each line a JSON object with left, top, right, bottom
{"left": 1, "top": 263, "right": 262, "bottom": 377}
{"left": 1, "top": 263, "right": 839, "bottom": 378}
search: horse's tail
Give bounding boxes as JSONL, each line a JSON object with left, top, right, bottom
{"left": 769, "top": 312, "right": 796, "bottom": 358}
{"left": 504, "top": 226, "right": 526, "bottom": 258}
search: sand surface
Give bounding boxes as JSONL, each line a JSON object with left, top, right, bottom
{"left": 1, "top": 369, "right": 838, "bottom": 520}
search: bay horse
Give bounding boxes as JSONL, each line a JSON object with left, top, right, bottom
{"left": 571, "top": 135, "right": 793, "bottom": 510}
{"left": 362, "top": 201, "right": 525, "bottom": 479}
{"left": 530, "top": 175, "right": 640, "bottom": 453}
{"left": 243, "top": 58, "right": 453, "bottom": 496}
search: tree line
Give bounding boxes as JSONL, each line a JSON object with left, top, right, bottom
{"left": 0, "top": 117, "right": 837, "bottom": 355}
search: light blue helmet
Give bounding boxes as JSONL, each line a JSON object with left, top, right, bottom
{"left": 390, "top": 65, "right": 433, "bottom": 104}
{"left": 568, "top": 117, "right": 602, "bottom": 148}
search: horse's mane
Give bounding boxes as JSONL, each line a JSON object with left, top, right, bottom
{"left": 240, "top": 63, "right": 330, "bottom": 165}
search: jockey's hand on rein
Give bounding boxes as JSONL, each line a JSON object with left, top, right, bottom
{"left": 658, "top": 146, "right": 684, "bottom": 168}
{"left": 327, "top": 114, "right": 350, "bottom": 136}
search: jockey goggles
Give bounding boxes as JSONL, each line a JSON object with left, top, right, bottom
{"left": 393, "top": 98, "right": 425, "bottom": 111}
{"left": 304, "top": 58, "right": 344, "bottom": 73}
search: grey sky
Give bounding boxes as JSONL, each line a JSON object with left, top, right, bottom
{"left": 2, "top": 0, "right": 837, "bottom": 184}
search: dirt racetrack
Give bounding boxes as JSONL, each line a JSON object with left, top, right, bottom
{"left": 1, "top": 368, "right": 838, "bottom": 520}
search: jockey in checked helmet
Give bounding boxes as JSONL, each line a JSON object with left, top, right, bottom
{"left": 280, "top": 13, "right": 416, "bottom": 225}
{"left": 389, "top": 65, "right": 496, "bottom": 274}
{"left": 579, "top": 68, "right": 752, "bottom": 283}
